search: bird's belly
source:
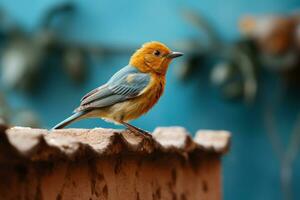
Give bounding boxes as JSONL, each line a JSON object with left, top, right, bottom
{"left": 98, "top": 85, "right": 163, "bottom": 123}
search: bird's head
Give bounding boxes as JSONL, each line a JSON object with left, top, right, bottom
{"left": 129, "top": 41, "right": 183, "bottom": 75}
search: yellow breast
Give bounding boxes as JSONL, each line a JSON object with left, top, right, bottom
{"left": 135, "top": 74, "right": 165, "bottom": 115}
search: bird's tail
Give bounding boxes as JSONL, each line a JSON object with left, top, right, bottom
{"left": 52, "top": 111, "right": 87, "bottom": 130}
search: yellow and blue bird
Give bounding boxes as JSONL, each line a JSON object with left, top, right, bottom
{"left": 52, "top": 41, "right": 183, "bottom": 136}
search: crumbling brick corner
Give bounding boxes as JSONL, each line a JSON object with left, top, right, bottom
{"left": 0, "top": 126, "right": 230, "bottom": 200}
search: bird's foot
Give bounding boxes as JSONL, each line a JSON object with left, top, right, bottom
{"left": 136, "top": 128, "right": 152, "bottom": 138}
{"left": 125, "top": 127, "right": 152, "bottom": 139}
{"left": 121, "top": 121, "right": 152, "bottom": 139}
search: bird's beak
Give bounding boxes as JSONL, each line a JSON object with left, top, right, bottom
{"left": 166, "top": 51, "right": 184, "bottom": 59}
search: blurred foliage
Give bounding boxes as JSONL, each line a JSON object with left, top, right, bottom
{"left": 0, "top": 2, "right": 134, "bottom": 93}
{"left": 0, "top": 2, "right": 85, "bottom": 91}
{"left": 180, "top": 9, "right": 300, "bottom": 103}
{"left": 239, "top": 13, "right": 300, "bottom": 87}
{"left": 211, "top": 39, "right": 258, "bottom": 103}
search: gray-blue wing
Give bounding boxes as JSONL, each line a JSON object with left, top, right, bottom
{"left": 76, "top": 65, "right": 150, "bottom": 112}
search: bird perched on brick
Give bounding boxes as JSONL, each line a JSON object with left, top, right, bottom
{"left": 52, "top": 41, "right": 183, "bottom": 136}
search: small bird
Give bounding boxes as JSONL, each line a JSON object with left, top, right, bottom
{"left": 52, "top": 41, "right": 183, "bottom": 136}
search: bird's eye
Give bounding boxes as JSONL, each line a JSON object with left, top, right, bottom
{"left": 153, "top": 50, "right": 161, "bottom": 56}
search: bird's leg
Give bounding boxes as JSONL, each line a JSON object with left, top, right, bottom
{"left": 120, "top": 121, "right": 152, "bottom": 138}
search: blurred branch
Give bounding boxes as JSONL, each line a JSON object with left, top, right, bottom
{"left": 182, "top": 8, "right": 222, "bottom": 49}
{"left": 286, "top": 113, "right": 300, "bottom": 166}
{"left": 175, "top": 9, "right": 224, "bottom": 81}
{"left": 264, "top": 101, "right": 284, "bottom": 159}
{"left": 210, "top": 40, "right": 259, "bottom": 103}
{"left": 40, "top": 2, "right": 75, "bottom": 29}
{"left": 234, "top": 41, "right": 258, "bottom": 103}
{"left": 264, "top": 82, "right": 300, "bottom": 200}
{"left": 281, "top": 112, "right": 300, "bottom": 200}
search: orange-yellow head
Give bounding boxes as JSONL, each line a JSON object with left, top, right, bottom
{"left": 129, "top": 41, "right": 183, "bottom": 75}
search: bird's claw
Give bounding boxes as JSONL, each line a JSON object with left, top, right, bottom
{"left": 139, "top": 129, "right": 152, "bottom": 138}
{"left": 125, "top": 128, "right": 152, "bottom": 139}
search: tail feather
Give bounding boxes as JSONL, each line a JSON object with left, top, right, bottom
{"left": 52, "top": 111, "right": 87, "bottom": 130}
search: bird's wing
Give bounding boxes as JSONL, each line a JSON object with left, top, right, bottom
{"left": 76, "top": 65, "right": 150, "bottom": 112}
{"left": 80, "top": 84, "right": 108, "bottom": 102}
{"left": 80, "top": 87, "right": 100, "bottom": 102}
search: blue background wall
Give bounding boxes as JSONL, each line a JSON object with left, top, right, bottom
{"left": 1, "top": 0, "right": 300, "bottom": 199}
